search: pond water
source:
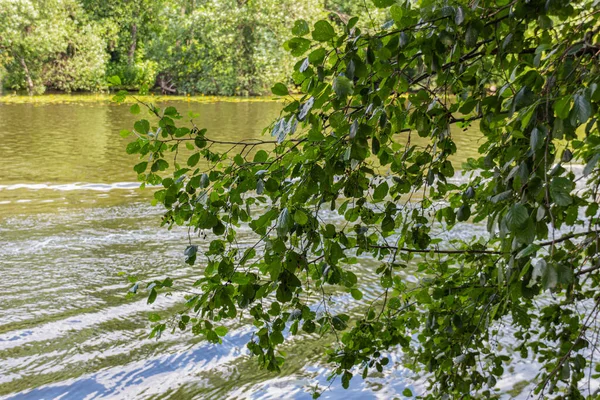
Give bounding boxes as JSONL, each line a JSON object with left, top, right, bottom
{"left": 0, "top": 96, "right": 523, "bottom": 399}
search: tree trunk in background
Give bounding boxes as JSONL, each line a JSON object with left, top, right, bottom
{"left": 20, "top": 57, "right": 34, "bottom": 94}
{"left": 128, "top": 23, "right": 138, "bottom": 65}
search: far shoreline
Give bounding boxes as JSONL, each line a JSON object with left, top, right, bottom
{"left": 0, "top": 92, "right": 285, "bottom": 105}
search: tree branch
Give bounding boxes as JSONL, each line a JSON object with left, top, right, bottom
{"left": 369, "top": 231, "right": 600, "bottom": 257}
{"left": 369, "top": 244, "right": 503, "bottom": 255}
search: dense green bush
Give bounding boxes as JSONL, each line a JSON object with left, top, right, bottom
{"left": 41, "top": 24, "right": 108, "bottom": 92}
{"left": 106, "top": 60, "right": 159, "bottom": 91}
{"left": 0, "top": 0, "right": 108, "bottom": 93}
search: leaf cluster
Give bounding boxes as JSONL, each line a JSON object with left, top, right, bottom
{"left": 121, "top": 0, "right": 600, "bottom": 397}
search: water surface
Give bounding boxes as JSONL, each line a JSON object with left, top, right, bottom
{"left": 0, "top": 96, "right": 512, "bottom": 399}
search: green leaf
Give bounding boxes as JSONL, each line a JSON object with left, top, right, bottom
{"left": 512, "top": 87, "right": 534, "bottom": 112}
{"left": 303, "top": 320, "right": 316, "bottom": 333}
{"left": 253, "top": 150, "right": 268, "bottom": 163}
{"left": 572, "top": 93, "right": 592, "bottom": 124}
{"left": 284, "top": 37, "right": 311, "bottom": 56}
{"left": 530, "top": 127, "right": 545, "bottom": 151}
{"left": 213, "top": 221, "right": 225, "bottom": 236}
{"left": 130, "top": 103, "right": 141, "bottom": 114}
{"left": 292, "top": 19, "right": 310, "bottom": 36}
{"left": 553, "top": 96, "right": 571, "bottom": 119}
{"left": 515, "top": 218, "right": 535, "bottom": 244}
{"left": 332, "top": 315, "right": 347, "bottom": 331}
{"left": 270, "top": 330, "right": 285, "bottom": 345}
{"left": 107, "top": 75, "right": 121, "bottom": 86}
{"left": 294, "top": 210, "right": 309, "bottom": 225}
{"left": 538, "top": 15, "right": 553, "bottom": 29}
{"left": 234, "top": 154, "right": 244, "bottom": 166}
{"left": 195, "top": 136, "right": 207, "bottom": 149}
{"left": 517, "top": 244, "right": 540, "bottom": 259}
{"left": 187, "top": 153, "right": 200, "bottom": 167}
{"left": 126, "top": 141, "right": 141, "bottom": 154}
{"left": 206, "top": 330, "right": 220, "bottom": 343}
{"left": 308, "top": 48, "right": 327, "bottom": 65}
{"left": 134, "top": 120, "right": 150, "bottom": 135}
{"left": 147, "top": 288, "right": 157, "bottom": 304}
{"left": 440, "top": 160, "right": 455, "bottom": 177}
{"left": 402, "top": 388, "right": 413, "bottom": 397}
{"left": 134, "top": 162, "right": 148, "bottom": 174}
{"left": 341, "top": 370, "right": 352, "bottom": 389}
{"left": 490, "top": 190, "right": 512, "bottom": 203}
{"left": 265, "top": 178, "right": 279, "bottom": 192}
{"left": 151, "top": 159, "right": 169, "bottom": 172}
{"left": 381, "top": 216, "right": 395, "bottom": 231}
{"left": 312, "top": 20, "right": 335, "bottom": 42}
{"left": 214, "top": 326, "right": 228, "bottom": 337}
{"left": 112, "top": 90, "right": 128, "bottom": 103}
{"left": 333, "top": 75, "right": 353, "bottom": 99}
{"left": 390, "top": 5, "right": 403, "bottom": 23}
{"left": 164, "top": 106, "right": 178, "bottom": 117}
{"left": 465, "top": 24, "right": 478, "bottom": 48}
{"left": 271, "top": 83, "right": 289, "bottom": 96}
{"left": 557, "top": 263, "right": 574, "bottom": 286}
{"left": 218, "top": 259, "right": 233, "bottom": 277}
{"left": 350, "top": 288, "right": 363, "bottom": 300}
{"left": 457, "top": 204, "right": 471, "bottom": 222}
{"left": 148, "top": 313, "right": 161, "bottom": 322}
{"left": 373, "top": 181, "right": 389, "bottom": 201}
{"left": 549, "top": 177, "right": 573, "bottom": 206}
{"left": 505, "top": 204, "right": 529, "bottom": 231}
{"left": 540, "top": 260, "right": 558, "bottom": 290}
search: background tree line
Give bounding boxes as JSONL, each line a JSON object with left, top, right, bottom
{"left": 0, "top": 0, "right": 384, "bottom": 95}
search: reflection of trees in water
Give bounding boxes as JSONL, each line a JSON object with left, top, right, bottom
{"left": 0, "top": 100, "right": 284, "bottom": 184}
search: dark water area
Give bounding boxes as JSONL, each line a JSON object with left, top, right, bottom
{"left": 0, "top": 96, "right": 513, "bottom": 399}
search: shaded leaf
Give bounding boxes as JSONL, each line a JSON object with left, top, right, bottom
{"left": 572, "top": 93, "right": 592, "bottom": 124}
{"left": 549, "top": 177, "right": 573, "bottom": 206}
{"left": 505, "top": 204, "right": 529, "bottom": 231}
{"left": 271, "top": 83, "right": 289, "bottom": 96}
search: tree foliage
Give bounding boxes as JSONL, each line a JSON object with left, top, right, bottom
{"left": 0, "top": 0, "right": 376, "bottom": 95}
{"left": 147, "top": 0, "right": 325, "bottom": 95}
{"left": 80, "top": 0, "right": 164, "bottom": 90}
{"left": 0, "top": 0, "right": 108, "bottom": 93}
{"left": 121, "top": 0, "right": 600, "bottom": 398}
